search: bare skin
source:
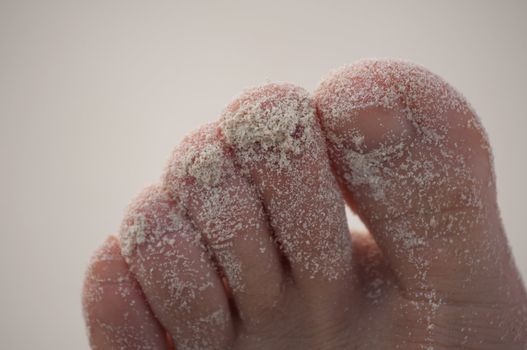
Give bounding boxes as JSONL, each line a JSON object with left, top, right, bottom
{"left": 82, "top": 59, "right": 527, "bottom": 349}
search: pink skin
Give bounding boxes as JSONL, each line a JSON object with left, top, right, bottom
{"left": 82, "top": 236, "right": 171, "bottom": 349}
{"left": 83, "top": 59, "right": 527, "bottom": 349}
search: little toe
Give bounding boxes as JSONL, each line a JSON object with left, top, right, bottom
{"left": 163, "top": 122, "right": 285, "bottom": 327}
{"left": 119, "top": 185, "right": 234, "bottom": 350}
{"left": 82, "top": 235, "right": 171, "bottom": 350}
{"left": 314, "top": 59, "right": 525, "bottom": 304}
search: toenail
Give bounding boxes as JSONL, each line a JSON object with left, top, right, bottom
{"left": 336, "top": 104, "right": 415, "bottom": 154}
{"left": 219, "top": 84, "right": 317, "bottom": 170}
{"left": 85, "top": 236, "right": 131, "bottom": 286}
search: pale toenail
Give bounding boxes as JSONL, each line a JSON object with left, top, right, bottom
{"left": 326, "top": 104, "right": 414, "bottom": 155}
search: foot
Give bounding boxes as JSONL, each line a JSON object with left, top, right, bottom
{"left": 82, "top": 59, "right": 527, "bottom": 349}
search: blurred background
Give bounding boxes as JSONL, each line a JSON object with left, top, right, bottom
{"left": 1, "top": 1, "right": 526, "bottom": 348}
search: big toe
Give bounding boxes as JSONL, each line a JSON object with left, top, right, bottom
{"left": 314, "top": 59, "right": 525, "bottom": 304}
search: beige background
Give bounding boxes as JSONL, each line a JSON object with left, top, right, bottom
{"left": 1, "top": 0, "right": 526, "bottom": 348}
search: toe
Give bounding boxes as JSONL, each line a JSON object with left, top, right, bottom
{"left": 82, "top": 235, "right": 171, "bottom": 350}
{"left": 314, "top": 59, "right": 525, "bottom": 304}
{"left": 119, "top": 185, "right": 234, "bottom": 350}
{"left": 218, "top": 84, "right": 354, "bottom": 329}
{"left": 163, "top": 122, "right": 285, "bottom": 327}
